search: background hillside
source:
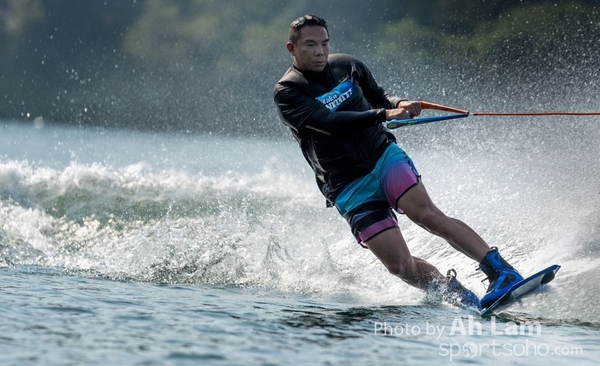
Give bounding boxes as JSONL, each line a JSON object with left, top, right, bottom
{"left": 1, "top": 0, "right": 598, "bottom": 136}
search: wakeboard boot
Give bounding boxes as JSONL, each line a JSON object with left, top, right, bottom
{"left": 479, "top": 247, "right": 523, "bottom": 309}
{"left": 444, "top": 269, "right": 481, "bottom": 309}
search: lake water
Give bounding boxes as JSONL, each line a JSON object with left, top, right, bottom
{"left": 1, "top": 118, "right": 599, "bottom": 365}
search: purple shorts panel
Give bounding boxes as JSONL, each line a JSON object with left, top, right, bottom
{"left": 382, "top": 159, "right": 419, "bottom": 213}
{"left": 356, "top": 216, "right": 398, "bottom": 248}
{"left": 335, "top": 143, "right": 420, "bottom": 248}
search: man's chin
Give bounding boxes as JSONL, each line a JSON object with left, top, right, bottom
{"left": 311, "top": 64, "right": 326, "bottom": 72}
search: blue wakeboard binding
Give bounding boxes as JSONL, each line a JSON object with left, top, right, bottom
{"left": 479, "top": 247, "right": 523, "bottom": 309}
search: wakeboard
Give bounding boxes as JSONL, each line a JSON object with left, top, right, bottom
{"left": 480, "top": 264, "right": 560, "bottom": 315}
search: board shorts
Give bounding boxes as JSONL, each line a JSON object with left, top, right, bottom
{"left": 334, "top": 143, "right": 420, "bottom": 248}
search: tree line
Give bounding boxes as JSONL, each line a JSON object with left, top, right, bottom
{"left": 1, "top": 0, "right": 598, "bottom": 136}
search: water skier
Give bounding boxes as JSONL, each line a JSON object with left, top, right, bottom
{"left": 273, "top": 14, "right": 522, "bottom": 309}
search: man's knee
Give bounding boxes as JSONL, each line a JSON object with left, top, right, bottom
{"left": 407, "top": 206, "right": 443, "bottom": 229}
{"left": 385, "top": 259, "right": 416, "bottom": 279}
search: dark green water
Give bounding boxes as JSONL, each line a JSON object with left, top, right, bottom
{"left": 1, "top": 120, "right": 599, "bottom": 364}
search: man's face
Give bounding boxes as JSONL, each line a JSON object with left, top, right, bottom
{"left": 287, "top": 25, "right": 329, "bottom": 73}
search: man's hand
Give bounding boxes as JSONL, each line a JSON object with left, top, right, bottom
{"left": 385, "top": 100, "right": 422, "bottom": 120}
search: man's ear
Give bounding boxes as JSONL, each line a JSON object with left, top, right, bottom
{"left": 286, "top": 41, "right": 294, "bottom": 55}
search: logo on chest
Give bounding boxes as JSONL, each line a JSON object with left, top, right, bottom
{"left": 315, "top": 79, "right": 354, "bottom": 112}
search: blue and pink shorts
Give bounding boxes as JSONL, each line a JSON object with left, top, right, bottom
{"left": 334, "top": 143, "right": 420, "bottom": 248}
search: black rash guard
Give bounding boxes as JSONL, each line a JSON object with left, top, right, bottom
{"left": 274, "top": 53, "right": 404, "bottom": 206}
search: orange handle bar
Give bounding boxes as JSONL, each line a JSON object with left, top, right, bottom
{"left": 419, "top": 101, "right": 469, "bottom": 114}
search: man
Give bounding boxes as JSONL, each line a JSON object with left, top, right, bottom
{"left": 273, "top": 14, "right": 522, "bottom": 309}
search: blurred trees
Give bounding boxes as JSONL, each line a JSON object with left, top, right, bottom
{"left": 1, "top": 0, "right": 598, "bottom": 136}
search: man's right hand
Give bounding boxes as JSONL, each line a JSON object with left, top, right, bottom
{"left": 386, "top": 100, "right": 422, "bottom": 120}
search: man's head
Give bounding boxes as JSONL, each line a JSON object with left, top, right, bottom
{"left": 286, "top": 14, "right": 329, "bottom": 73}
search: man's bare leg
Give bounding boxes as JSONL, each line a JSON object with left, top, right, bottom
{"left": 364, "top": 228, "right": 444, "bottom": 289}
{"left": 397, "top": 181, "right": 489, "bottom": 262}
{"left": 363, "top": 203, "right": 481, "bottom": 307}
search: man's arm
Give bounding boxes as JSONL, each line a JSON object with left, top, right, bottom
{"left": 274, "top": 84, "right": 387, "bottom": 136}
{"left": 351, "top": 56, "right": 422, "bottom": 119}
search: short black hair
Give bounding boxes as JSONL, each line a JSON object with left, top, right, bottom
{"left": 288, "top": 14, "right": 328, "bottom": 45}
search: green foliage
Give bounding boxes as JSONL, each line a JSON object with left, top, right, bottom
{"left": 442, "top": 1, "right": 599, "bottom": 64}
{"left": 120, "top": 0, "right": 292, "bottom": 74}
{"left": 372, "top": 0, "right": 598, "bottom": 67}
{"left": 1, "top": 0, "right": 598, "bottom": 134}
{"left": 0, "top": 0, "right": 43, "bottom": 38}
